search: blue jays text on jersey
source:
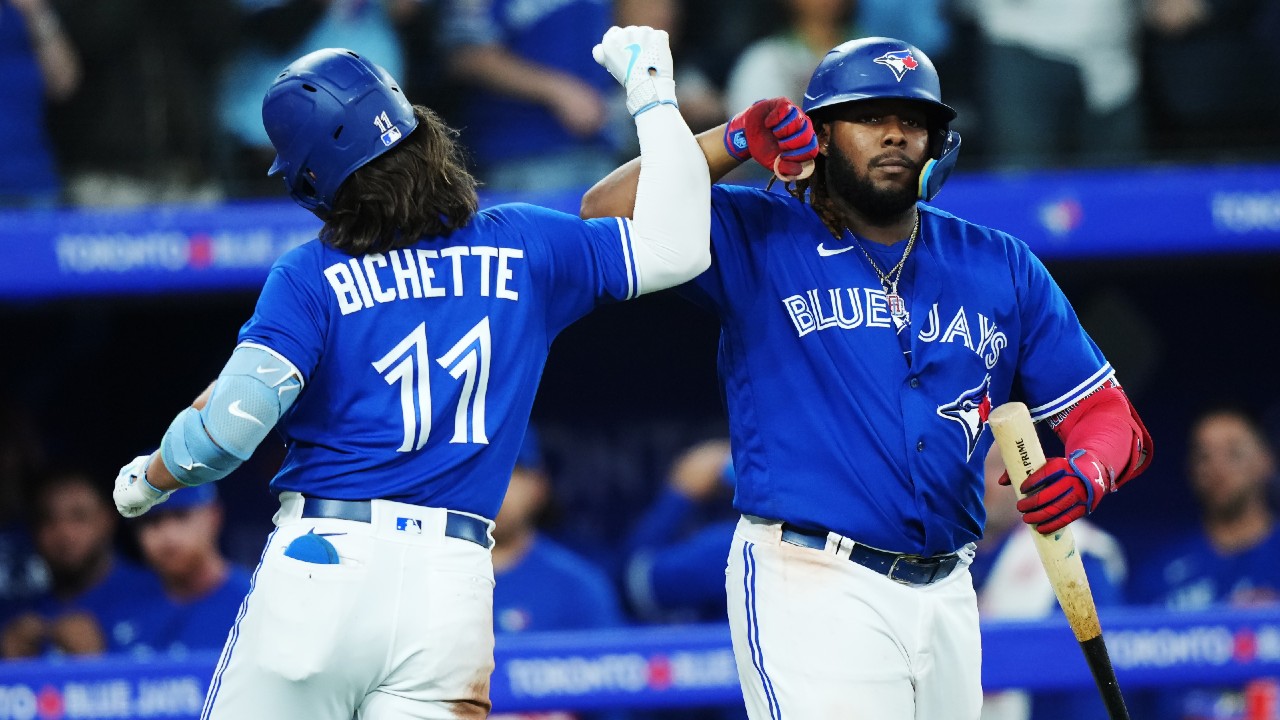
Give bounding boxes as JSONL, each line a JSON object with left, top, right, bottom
{"left": 237, "top": 204, "right": 640, "bottom": 522}
{"left": 680, "top": 184, "right": 1114, "bottom": 556}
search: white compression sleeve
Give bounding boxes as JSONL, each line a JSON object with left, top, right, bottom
{"left": 627, "top": 103, "right": 711, "bottom": 296}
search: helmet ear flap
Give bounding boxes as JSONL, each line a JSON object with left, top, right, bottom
{"left": 918, "top": 130, "right": 961, "bottom": 202}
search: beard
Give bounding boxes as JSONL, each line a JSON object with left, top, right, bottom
{"left": 824, "top": 143, "right": 919, "bottom": 225}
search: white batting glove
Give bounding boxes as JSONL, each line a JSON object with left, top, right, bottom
{"left": 113, "top": 453, "right": 171, "bottom": 518}
{"left": 593, "top": 25, "right": 677, "bottom": 117}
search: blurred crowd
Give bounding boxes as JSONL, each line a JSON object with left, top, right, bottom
{"left": 4, "top": 0, "right": 1280, "bottom": 209}
{"left": 4, "top": 1, "right": 1280, "bottom": 719}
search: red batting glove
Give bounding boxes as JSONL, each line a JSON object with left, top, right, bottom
{"left": 723, "top": 98, "right": 818, "bottom": 180}
{"left": 999, "top": 449, "right": 1112, "bottom": 535}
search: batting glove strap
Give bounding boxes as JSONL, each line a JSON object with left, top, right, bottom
{"left": 1015, "top": 449, "right": 1111, "bottom": 534}
{"left": 627, "top": 77, "right": 678, "bottom": 117}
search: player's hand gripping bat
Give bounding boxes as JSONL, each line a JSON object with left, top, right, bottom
{"left": 988, "top": 402, "right": 1131, "bottom": 720}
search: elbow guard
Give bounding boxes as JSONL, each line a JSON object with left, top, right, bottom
{"left": 1052, "top": 385, "right": 1153, "bottom": 491}
{"left": 161, "top": 344, "right": 303, "bottom": 486}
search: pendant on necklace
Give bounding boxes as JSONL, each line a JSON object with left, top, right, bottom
{"left": 884, "top": 281, "right": 907, "bottom": 320}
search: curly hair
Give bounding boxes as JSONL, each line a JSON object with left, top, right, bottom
{"left": 320, "top": 105, "right": 479, "bottom": 256}
{"left": 780, "top": 154, "right": 844, "bottom": 240}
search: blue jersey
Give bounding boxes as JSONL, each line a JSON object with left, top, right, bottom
{"left": 0, "top": 0, "right": 59, "bottom": 199}
{"left": 239, "top": 204, "right": 636, "bottom": 520}
{"left": 493, "top": 536, "right": 623, "bottom": 633}
{"left": 33, "top": 557, "right": 165, "bottom": 655}
{"left": 441, "top": 0, "right": 613, "bottom": 166}
{"left": 682, "top": 185, "right": 1111, "bottom": 555}
{"left": 137, "top": 566, "right": 253, "bottom": 654}
{"left": 1131, "top": 527, "right": 1280, "bottom": 609}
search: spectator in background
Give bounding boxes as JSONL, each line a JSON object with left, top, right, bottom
{"left": 966, "top": 0, "right": 1145, "bottom": 169}
{"left": 857, "top": 0, "right": 952, "bottom": 61}
{"left": 46, "top": 0, "right": 233, "bottom": 206}
{"left": 1130, "top": 405, "right": 1280, "bottom": 719}
{"left": 441, "top": 0, "right": 618, "bottom": 194}
{"left": 623, "top": 438, "right": 736, "bottom": 625}
{"left": 0, "top": 399, "right": 49, "bottom": 626}
{"left": 0, "top": 469, "right": 162, "bottom": 658}
{"left": 217, "top": 0, "right": 416, "bottom": 198}
{"left": 723, "top": 0, "right": 855, "bottom": 118}
{"left": 1143, "top": 0, "right": 1280, "bottom": 161}
{"left": 490, "top": 428, "right": 628, "bottom": 720}
{"left": 975, "top": 447, "right": 1127, "bottom": 720}
{"left": 0, "top": 0, "right": 79, "bottom": 208}
{"left": 130, "top": 483, "right": 251, "bottom": 655}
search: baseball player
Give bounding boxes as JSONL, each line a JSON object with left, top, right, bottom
{"left": 111, "top": 26, "right": 709, "bottom": 720}
{"left": 582, "top": 37, "right": 1153, "bottom": 719}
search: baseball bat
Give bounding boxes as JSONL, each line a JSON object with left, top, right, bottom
{"left": 987, "top": 401, "right": 1130, "bottom": 720}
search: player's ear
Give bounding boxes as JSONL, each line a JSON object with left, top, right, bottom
{"left": 817, "top": 123, "right": 831, "bottom": 156}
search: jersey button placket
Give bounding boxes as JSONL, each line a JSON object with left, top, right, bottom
{"left": 909, "top": 377, "right": 920, "bottom": 388}
{"left": 916, "top": 440, "right": 925, "bottom": 452}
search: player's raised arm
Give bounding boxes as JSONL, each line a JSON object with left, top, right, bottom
{"left": 580, "top": 95, "right": 818, "bottom": 221}
{"left": 590, "top": 25, "right": 710, "bottom": 293}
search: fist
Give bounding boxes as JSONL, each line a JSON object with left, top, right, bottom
{"left": 1002, "top": 449, "right": 1112, "bottom": 534}
{"left": 724, "top": 98, "right": 818, "bottom": 181}
{"left": 593, "top": 25, "right": 677, "bottom": 116}
{"left": 113, "top": 453, "right": 171, "bottom": 518}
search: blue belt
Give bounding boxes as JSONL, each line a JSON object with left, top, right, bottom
{"left": 300, "top": 497, "right": 493, "bottom": 550}
{"left": 780, "top": 523, "right": 959, "bottom": 587}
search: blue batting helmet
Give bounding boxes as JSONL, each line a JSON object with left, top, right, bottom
{"left": 802, "top": 37, "right": 960, "bottom": 201}
{"left": 262, "top": 48, "right": 418, "bottom": 215}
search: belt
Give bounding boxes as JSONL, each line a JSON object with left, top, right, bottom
{"left": 780, "top": 523, "right": 959, "bottom": 587}
{"left": 300, "top": 497, "right": 493, "bottom": 550}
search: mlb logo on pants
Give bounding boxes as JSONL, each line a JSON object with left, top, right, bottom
{"left": 396, "top": 517, "right": 423, "bottom": 534}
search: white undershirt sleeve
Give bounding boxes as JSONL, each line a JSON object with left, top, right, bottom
{"left": 626, "top": 104, "right": 711, "bottom": 296}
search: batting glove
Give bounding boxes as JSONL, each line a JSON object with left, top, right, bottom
{"left": 1001, "top": 449, "right": 1113, "bottom": 534}
{"left": 593, "top": 25, "right": 677, "bottom": 117}
{"left": 113, "top": 453, "right": 172, "bottom": 518}
{"left": 724, "top": 98, "right": 818, "bottom": 181}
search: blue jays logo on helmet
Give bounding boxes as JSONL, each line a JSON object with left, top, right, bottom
{"left": 873, "top": 50, "right": 919, "bottom": 82}
{"left": 261, "top": 48, "right": 418, "bottom": 216}
{"left": 937, "top": 375, "right": 992, "bottom": 460}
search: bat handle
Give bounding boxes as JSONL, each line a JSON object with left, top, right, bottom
{"left": 1082, "top": 632, "right": 1130, "bottom": 719}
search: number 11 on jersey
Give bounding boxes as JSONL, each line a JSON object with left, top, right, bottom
{"left": 372, "top": 319, "right": 492, "bottom": 452}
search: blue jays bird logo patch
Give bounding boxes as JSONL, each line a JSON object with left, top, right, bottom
{"left": 873, "top": 50, "right": 919, "bottom": 82}
{"left": 937, "top": 375, "right": 992, "bottom": 460}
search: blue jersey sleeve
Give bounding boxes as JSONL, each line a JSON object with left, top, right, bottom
{"left": 507, "top": 203, "right": 640, "bottom": 335}
{"left": 679, "top": 185, "right": 785, "bottom": 315}
{"left": 1008, "top": 241, "right": 1113, "bottom": 420}
{"left": 237, "top": 242, "right": 329, "bottom": 381}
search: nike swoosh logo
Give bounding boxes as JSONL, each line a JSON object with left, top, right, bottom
{"left": 256, "top": 365, "right": 277, "bottom": 374}
{"left": 228, "top": 400, "right": 265, "bottom": 426}
{"left": 624, "top": 43, "right": 642, "bottom": 84}
{"left": 180, "top": 461, "right": 208, "bottom": 472}
{"left": 277, "top": 382, "right": 300, "bottom": 397}
{"left": 816, "top": 243, "right": 855, "bottom": 257}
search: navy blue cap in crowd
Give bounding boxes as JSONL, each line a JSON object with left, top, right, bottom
{"left": 515, "top": 426, "right": 545, "bottom": 472}
{"left": 150, "top": 482, "right": 218, "bottom": 515}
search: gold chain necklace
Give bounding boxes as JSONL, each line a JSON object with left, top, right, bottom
{"left": 852, "top": 210, "right": 918, "bottom": 321}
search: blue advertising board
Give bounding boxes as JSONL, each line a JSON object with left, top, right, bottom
{"left": 3, "top": 164, "right": 1280, "bottom": 301}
